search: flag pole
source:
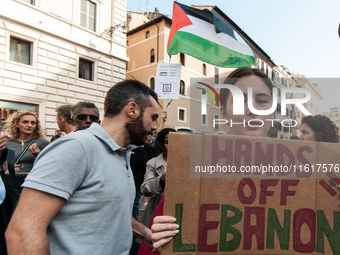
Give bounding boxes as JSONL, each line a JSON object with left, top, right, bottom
{"left": 164, "top": 55, "right": 171, "bottom": 111}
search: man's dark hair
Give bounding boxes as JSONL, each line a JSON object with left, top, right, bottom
{"left": 71, "top": 101, "right": 100, "bottom": 118}
{"left": 104, "top": 80, "right": 158, "bottom": 117}
{"left": 56, "top": 104, "right": 73, "bottom": 124}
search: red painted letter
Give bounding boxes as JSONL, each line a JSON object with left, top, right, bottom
{"left": 296, "top": 146, "right": 313, "bottom": 177}
{"left": 238, "top": 178, "right": 256, "bottom": 204}
{"left": 198, "top": 204, "right": 220, "bottom": 252}
{"left": 243, "top": 207, "right": 265, "bottom": 250}
{"left": 235, "top": 139, "right": 252, "bottom": 174}
{"left": 212, "top": 137, "right": 233, "bottom": 170}
{"left": 260, "top": 179, "right": 279, "bottom": 204}
{"left": 280, "top": 180, "right": 299, "bottom": 205}
{"left": 293, "top": 208, "right": 316, "bottom": 253}
{"left": 277, "top": 144, "right": 295, "bottom": 176}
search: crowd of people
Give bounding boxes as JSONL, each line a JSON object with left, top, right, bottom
{"left": 0, "top": 68, "right": 338, "bottom": 254}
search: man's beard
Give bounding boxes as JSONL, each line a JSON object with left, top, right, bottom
{"left": 125, "top": 114, "right": 148, "bottom": 146}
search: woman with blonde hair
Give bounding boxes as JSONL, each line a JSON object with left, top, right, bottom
{"left": 3, "top": 110, "right": 49, "bottom": 175}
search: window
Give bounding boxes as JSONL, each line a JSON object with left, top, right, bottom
{"left": 290, "top": 110, "right": 292, "bottom": 119}
{"left": 214, "top": 67, "right": 219, "bottom": 84}
{"left": 261, "top": 60, "right": 264, "bottom": 72}
{"left": 150, "top": 49, "right": 155, "bottom": 63}
{"left": 79, "top": 58, "right": 94, "bottom": 81}
{"left": 146, "top": 31, "right": 150, "bottom": 38}
{"left": 278, "top": 88, "right": 281, "bottom": 97}
{"left": 0, "top": 100, "right": 38, "bottom": 119}
{"left": 202, "top": 115, "right": 207, "bottom": 125}
{"left": 254, "top": 55, "right": 259, "bottom": 68}
{"left": 179, "top": 109, "right": 185, "bottom": 121}
{"left": 202, "top": 64, "right": 206, "bottom": 76}
{"left": 330, "top": 114, "right": 333, "bottom": 117}
{"left": 179, "top": 80, "right": 185, "bottom": 95}
{"left": 336, "top": 114, "right": 339, "bottom": 117}
{"left": 286, "top": 108, "right": 289, "bottom": 117}
{"left": 277, "top": 103, "right": 281, "bottom": 113}
{"left": 214, "top": 114, "right": 220, "bottom": 130}
{"left": 215, "top": 94, "right": 220, "bottom": 107}
{"left": 22, "top": 0, "right": 34, "bottom": 4}
{"left": 80, "top": 0, "right": 96, "bottom": 32}
{"left": 180, "top": 53, "right": 185, "bottom": 66}
{"left": 149, "top": 77, "right": 155, "bottom": 91}
{"left": 10, "top": 37, "right": 32, "bottom": 65}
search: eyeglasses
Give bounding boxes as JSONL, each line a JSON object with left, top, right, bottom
{"left": 76, "top": 114, "right": 99, "bottom": 122}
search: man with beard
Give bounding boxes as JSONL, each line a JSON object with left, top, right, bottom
{"left": 71, "top": 101, "right": 100, "bottom": 131}
{"left": 6, "top": 80, "right": 158, "bottom": 254}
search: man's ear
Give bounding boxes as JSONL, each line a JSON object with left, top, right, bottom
{"left": 68, "top": 117, "right": 74, "bottom": 126}
{"left": 126, "top": 101, "right": 140, "bottom": 119}
{"left": 319, "top": 131, "right": 324, "bottom": 140}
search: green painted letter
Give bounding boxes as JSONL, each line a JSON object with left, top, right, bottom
{"left": 266, "top": 208, "right": 290, "bottom": 250}
{"left": 316, "top": 210, "right": 340, "bottom": 254}
{"left": 173, "top": 204, "right": 196, "bottom": 252}
{"left": 219, "top": 204, "right": 242, "bottom": 252}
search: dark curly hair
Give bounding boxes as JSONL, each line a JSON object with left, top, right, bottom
{"left": 301, "top": 115, "right": 339, "bottom": 143}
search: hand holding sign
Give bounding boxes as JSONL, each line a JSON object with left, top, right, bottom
{"left": 151, "top": 216, "right": 178, "bottom": 252}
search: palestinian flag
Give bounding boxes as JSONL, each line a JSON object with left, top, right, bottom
{"left": 167, "top": 2, "right": 254, "bottom": 68}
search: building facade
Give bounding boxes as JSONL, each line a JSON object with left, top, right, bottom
{"left": 0, "top": 0, "right": 127, "bottom": 137}
{"left": 127, "top": 6, "right": 308, "bottom": 137}
{"left": 323, "top": 107, "right": 340, "bottom": 130}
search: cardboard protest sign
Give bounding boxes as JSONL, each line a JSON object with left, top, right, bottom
{"left": 162, "top": 133, "right": 340, "bottom": 254}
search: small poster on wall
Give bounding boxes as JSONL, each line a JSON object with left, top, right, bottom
{"left": 155, "top": 63, "right": 181, "bottom": 99}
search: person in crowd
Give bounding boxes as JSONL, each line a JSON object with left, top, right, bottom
{"left": 55, "top": 104, "right": 75, "bottom": 134}
{"left": 152, "top": 111, "right": 167, "bottom": 153}
{"left": 0, "top": 129, "right": 6, "bottom": 206}
{"left": 290, "top": 135, "right": 299, "bottom": 140}
{"left": 0, "top": 111, "right": 49, "bottom": 253}
{"left": 71, "top": 101, "right": 100, "bottom": 131}
{"left": 139, "top": 130, "right": 157, "bottom": 212}
{"left": 43, "top": 128, "right": 48, "bottom": 138}
{"left": 0, "top": 118, "right": 7, "bottom": 132}
{"left": 147, "top": 67, "right": 276, "bottom": 253}
{"left": 130, "top": 132, "right": 158, "bottom": 255}
{"left": 6, "top": 80, "right": 158, "bottom": 254}
{"left": 145, "top": 130, "right": 155, "bottom": 144}
{"left": 50, "top": 129, "right": 63, "bottom": 142}
{"left": 3, "top": 110, "right": 49, "bottom": 176}
{"left": 140, "top": 128, "right": 176, "bottom": 229}
{"left": 299, "top": 115, "right": 339, "bottom": 143}
{"left": 267, "top": 126, "right": 278, "bottom": 138}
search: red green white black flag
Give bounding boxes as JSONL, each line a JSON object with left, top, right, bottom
{"left": 167, "top": 2, "right": 254, "bottom": 68}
